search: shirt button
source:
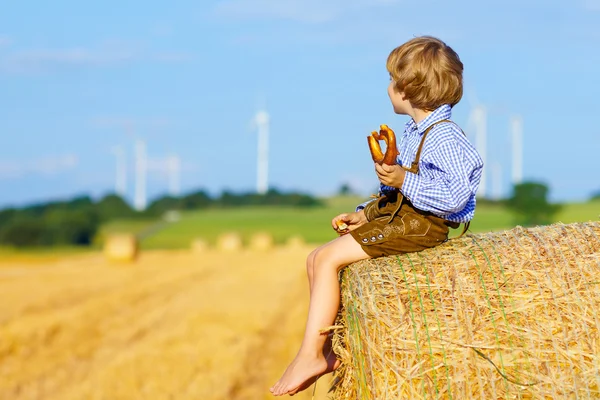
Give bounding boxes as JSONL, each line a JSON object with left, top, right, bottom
{"left": 370, "top": 236, "right": 377, "bottom": 242}
{"left": 362, "top": 238, "right": 368, "bottom": 243}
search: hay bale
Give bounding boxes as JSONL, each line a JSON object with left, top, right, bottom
{"left": 190, "top": 238, "right": 209, "bottom": 253}
{"left": 103, "top": 234, "right": 139, "bottom": 263}
{"left": 216, "top": 232, "right": 243, "bottom": 252}
{"left": 331, "top": 221, "right": 600, "bottom": 399}
{"left": 249, "top": 232, "right": 274, "bottom": 251}
{"left": 286, "top": 235, "right": 306, "bottom": 249}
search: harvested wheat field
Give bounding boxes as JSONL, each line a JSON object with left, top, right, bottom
{"left": 0, "top": 246, "right": 334, "bottom": 400}
{"left": 331, "top": 221, "right": 600, "bottom": 399}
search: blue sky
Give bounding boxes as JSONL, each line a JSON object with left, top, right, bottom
{"left": 1, "top": 0, "right": 599, "bottom": 208}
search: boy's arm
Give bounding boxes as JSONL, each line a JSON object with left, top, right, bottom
{"left": 401, "top": 140, "right": 481, "bottom": 216}
{"left": 354, "top": 184, "right": 382, "bottom": 212}
{"left": 354, "top": 181, "right": 398, "bottom": 212}
{"left": 375, "top": 164, "right": 406, "bottom": 188}
{"left": 355, "top": 201, "right": 370, "bottom": 212}
{"left": 331, "top": 210, "right": 367, "bottom": 234}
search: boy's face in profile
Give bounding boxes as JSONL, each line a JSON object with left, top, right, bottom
{"left": 387, "top": 81, "right": 410, "bottom": 115}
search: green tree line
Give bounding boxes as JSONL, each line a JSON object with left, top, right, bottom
{"left": 0, "top": 188, "right": 323, "bottom": 248}
{"left": 0, "top": 181, "right": 570, "bottom": 248}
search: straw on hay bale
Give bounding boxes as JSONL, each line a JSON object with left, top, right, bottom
{"left": 190, "top": 238, "right": 209, "bottom": 253}
{"left": 103, "top": 234, "right": 139, "bottom": 263}
{"left": 216, "top": 232, "right": 243, "bottom": 252}
{"left": 330, "top": 221, "right": 600, "bottom": 399}
{"left": 249, "top": 231, "right": 274, "bottom": 251}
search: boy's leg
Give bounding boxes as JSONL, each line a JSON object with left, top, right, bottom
{"left": 270, "top": 233, "right": 370, "bottom": 396}
{"left": 306, "top": 241, "right": 328, "bottom": 293}
{"left": 283, "top": 242, "right": 342, "bottom": 396}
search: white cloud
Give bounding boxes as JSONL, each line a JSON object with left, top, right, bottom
{"left": 0, "top": 155, "right": 79, "bottom": 180}
{"left": 0, "top": 42, "right": 137, "bottom": 73}
{"left": 214, "top": 0, "right": 399, "bottom": 23}
{"left": 0, "top": 41, "right": 193, "bottom": 74}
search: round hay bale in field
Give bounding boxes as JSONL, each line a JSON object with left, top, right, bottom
{"left": 103, "top": 234, "right": 139, "bottom": 263}
{"left": 217, "top": 232, "right": 243, "bottom": 252}
{"left": 285, "top": 235, "right": 306, "bottom": 249}
{"left": 249, "top": 232, "right": 274, "bottom": 251}
{"left": 330, "top": 221, "right": 600, "bottom": 399}
{"left": 190, "top": 238, "right": 209, "bottom": 253}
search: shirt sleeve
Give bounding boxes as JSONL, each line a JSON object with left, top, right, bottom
{"left": 355, "top": 200, "right": 372, "bottom": 212}
{"left": 401, "top": 140, "right": 477, "bottom": 216}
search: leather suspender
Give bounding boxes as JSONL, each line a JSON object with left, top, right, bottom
{"left": 405, "top": 119, "right": 470, "bottom": 238}
{"left": 406, "top": 119, "right": 452, "bottom": 174}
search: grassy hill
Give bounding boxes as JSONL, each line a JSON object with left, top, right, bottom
{"left": 100, "top": 197, "right": 599, "bottom": 250}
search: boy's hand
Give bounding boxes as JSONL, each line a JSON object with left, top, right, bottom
{"left": 375, "top": 163, "right": 406, "bottom": 188}
{"left": 332, "top": 211, "right": 367, "bottom": 235}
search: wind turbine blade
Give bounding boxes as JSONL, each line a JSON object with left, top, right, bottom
{"left": 134, "top": 139, "right": 147, "bottom": 211}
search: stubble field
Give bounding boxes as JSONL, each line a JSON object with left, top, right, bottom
{"left": 2, "top": 199, "right": 597, "bottom": 399}
{"left": 0, "top": 247, "right": 332, "bottom": 400}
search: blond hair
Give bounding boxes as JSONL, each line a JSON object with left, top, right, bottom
{"left": 387, "top": 36, "right": 463, "bottom": 110}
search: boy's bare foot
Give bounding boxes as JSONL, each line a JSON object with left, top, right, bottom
{"left": 288, "top": 347, "right": 341, "bottom": 395}
{"left": 270, "top": 355, "right": 328, "bottom": 396}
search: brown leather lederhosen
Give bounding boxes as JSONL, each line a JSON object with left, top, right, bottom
{"left": 350, "top": 119, "right": 470, "bottom": 258}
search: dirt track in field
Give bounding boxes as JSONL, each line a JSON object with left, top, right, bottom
{"left": 0, "top": 248, "right": 334, "bottom": 400}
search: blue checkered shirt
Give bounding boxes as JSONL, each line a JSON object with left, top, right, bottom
{"left": 357, "top": 104, "right": 483, "bottom": 223}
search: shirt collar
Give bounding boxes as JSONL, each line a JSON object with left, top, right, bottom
{"left": 404, "top": 104, "right": 452, "bottom": 135}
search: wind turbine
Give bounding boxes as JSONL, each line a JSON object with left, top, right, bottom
{"left": 117, "top": 121, "right": 148, "bottom": 212}
{"left": 510, "top": 115, "right": 523, "bottom": 186}
{"left": 110, "top": 145, "right": 127, "bottom": 198}
{"left": 104, "top": 118, "right": 171, "bottom": 211}
{"left": 252, "top": 109, "right": 270, "bottom": 195}
{"left": 134, "top": 138, "right": 147, "bottom": 211}
{"left": 466, "top": 103, "right": 488, "bottom": 198}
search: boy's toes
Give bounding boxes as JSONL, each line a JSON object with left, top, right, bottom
{"left": 273, "top": 382, "right": 285, "bottom": 396}
{"left": 269, "top": 382, "right": 279, "bottom": 394}
{"left": 279, "top": 384, "right": 291, "bottom": 396}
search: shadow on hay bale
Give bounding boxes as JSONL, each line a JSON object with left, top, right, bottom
{"left": 103, "top": 234, "right": 139, "bottom": 263}
{"left": 331, "top": 221, "right": 600, "bottom": 399}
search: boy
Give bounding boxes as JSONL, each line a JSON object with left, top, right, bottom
{"left": 270, "top": 36, "right": 483, "bottom": 397}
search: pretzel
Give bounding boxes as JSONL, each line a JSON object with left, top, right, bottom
{"left": 367, "top": 124, "right": 399, "bottom": 165}
{"left": 335, "top": 219, "right": 348, "bottom": 232}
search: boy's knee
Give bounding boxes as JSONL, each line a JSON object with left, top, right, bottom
{"left": 312, "top": 247, "right": 340, "bottom": 272}
{"left": 306, "top": 249, "right": 318, "bottom": 275}
{"left": 308, "top": 248, "right": 320, "bottom": 265}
